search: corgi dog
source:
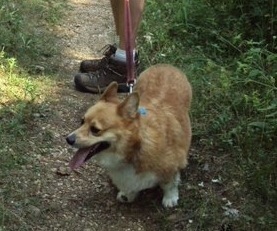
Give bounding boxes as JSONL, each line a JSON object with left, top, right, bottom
{"left": 66, "top": 64, "right": 192, "bottom": 207}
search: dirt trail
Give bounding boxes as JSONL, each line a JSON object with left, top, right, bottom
{"left": 27, "top": 1, "right": 164, "bottom": 230}
{"left": 54, "top": 0, "right": 116, "bottom": 74}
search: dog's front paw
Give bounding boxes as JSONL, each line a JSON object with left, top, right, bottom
{"left": 116, "top": 191, "right": 137, "bottom": 203}
{"left": 162, "top": 194, "right": 179, "bottom": 208}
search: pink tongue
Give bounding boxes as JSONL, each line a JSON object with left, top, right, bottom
{"left": 69, "top": 147, "right": 91, "bottom": 170}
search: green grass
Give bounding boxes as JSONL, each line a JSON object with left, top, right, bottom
{"left": 0, "top": 1, "right": 63, "bottom": 229}
{"left": 139, "top": 0, "right": 277, "bottom": 230}
{"left": 0, "top": 0, "right": 67, "bottom": 72}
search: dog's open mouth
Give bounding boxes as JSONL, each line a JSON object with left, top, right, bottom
{"left": 69, "top": 141, "right": 110, "bottom": 170}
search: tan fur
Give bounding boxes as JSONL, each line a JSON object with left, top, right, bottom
{"left": 131, "top": 64, "right": 192, "bottom": 181}
{"left": 67, "top": 64, "right": 192, "bottom": 207}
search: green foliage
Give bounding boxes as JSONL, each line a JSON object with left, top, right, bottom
{"left": 139, "top": 0, "right": 277, "bottom": 228}
{"left": 141, "top": 0, "right": 276, "bottom": 61}
{"left": 0, "top": 0, "right": 64, "bottom": 177}
{"left": 0, "top": 0, "right": 67, "bottom": 71}
{"left": 0, "top": 51, "right": 39, "bottom": 171}
{"left": 0, "top": 52, "right": 57, "bottom": 231}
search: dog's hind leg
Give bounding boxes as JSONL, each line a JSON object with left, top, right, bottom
{"left": 160, "top": 172, "right": 180, "bottom": 207}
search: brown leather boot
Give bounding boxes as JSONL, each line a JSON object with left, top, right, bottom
{"left": 79, "top": 44, "right": 117, "bottom": 73}
{"left": 74, "top": 55, "right": 139, "bottom": 93}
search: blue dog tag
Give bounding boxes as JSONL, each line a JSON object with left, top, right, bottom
{"left": 138, "top": 107, "right": 147, "bottom": 116}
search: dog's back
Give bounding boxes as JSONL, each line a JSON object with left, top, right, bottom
{"left": 135, "top": 64, "right": 191, "bottom": 126}
{"left": 133, "top": 64, "right": 192, "bottom": 178}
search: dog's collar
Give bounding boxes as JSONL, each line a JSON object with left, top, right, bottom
{"left": 138, "top": 107, "right": 147, "bottom": 116}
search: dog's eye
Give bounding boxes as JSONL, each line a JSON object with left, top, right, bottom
{"left": 81, "top": 118, "right": 85, "bottom": 125}
{"left": 90, "top": 126, "right": 101, "bottom": 135}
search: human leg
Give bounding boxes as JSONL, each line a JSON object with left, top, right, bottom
{"left": 111, "top": 0, "right": 145, "bottom": 50}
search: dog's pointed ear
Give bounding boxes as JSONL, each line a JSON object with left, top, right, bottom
{"left": 100, "top": 82, "right": 119, "bottom": 103}
{"left": 118, "top": 92, "right": 140, "bottom": 119}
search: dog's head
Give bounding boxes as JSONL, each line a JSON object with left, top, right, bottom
{"left": 66, "top": 82, "right": 140, "bottom": 170}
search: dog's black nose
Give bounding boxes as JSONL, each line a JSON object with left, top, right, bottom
{"left": 66, "top": 134, "right": 76, "bottom": 145}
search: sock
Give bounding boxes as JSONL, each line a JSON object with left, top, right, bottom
{"left": 113, "top": 48, "right": 136, "bottom": 62}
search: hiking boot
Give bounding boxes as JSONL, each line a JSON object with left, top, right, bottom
{"left": 74, "top": 56, "right": 139, "bottom": 93}
{"left": 79, "top": 44, "right": 117, "bottom": 73}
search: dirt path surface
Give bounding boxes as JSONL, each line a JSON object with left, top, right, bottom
{"left": 24, "top": 1, "right": 169, "bottom": 230}
{"left": 9, "top": 1, "right": 214, "bottom": 230}
{"left": 55, "top": 0, "right": 116, "bottom": 74}
{"left": 11, "top": 1, "right": 212, "bottom": 230}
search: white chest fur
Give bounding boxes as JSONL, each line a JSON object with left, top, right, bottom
{"left": 94, "top": 152, "right": 158, "bottom": 194}
{"left": 108, "top": 164, "right": 158, "bottom": 194}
